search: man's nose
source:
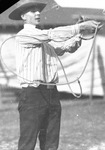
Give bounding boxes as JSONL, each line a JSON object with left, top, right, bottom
{"left": 35, "top": 11, "right": 40, "bottom": 15}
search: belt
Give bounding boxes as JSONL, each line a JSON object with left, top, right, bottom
{"left": 38, "top": 81, "right": 56, "bottom": 89}
{"left": 38, "top": 83, "right": 55, "bottom": 89}
{"left": 21, "top": 82, "right": 56, "bottom": 89}
{"left": 46, "top": 84, "right": 55, "bottom": 89}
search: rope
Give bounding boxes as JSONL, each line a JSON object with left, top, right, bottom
{"left": 0, "top": 26, "right": 98, "bottom": 98}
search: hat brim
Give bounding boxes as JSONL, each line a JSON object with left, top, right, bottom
{"left": 9, "top": 2, "right": 47, "bottom": 20}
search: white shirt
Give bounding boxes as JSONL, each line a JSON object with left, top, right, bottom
{"left": 16, "top": 23, "right": 80, "bottom": 87}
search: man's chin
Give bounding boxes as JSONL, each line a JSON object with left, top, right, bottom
{"left": 35, "top": 21, "right": 40, "bottom": 25}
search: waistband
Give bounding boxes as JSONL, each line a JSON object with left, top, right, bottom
{"left": 45, "top": 84, "right": 55, "bottom": 89}
{"left": 22, "top": 84, "right": 56, "bottom": 89}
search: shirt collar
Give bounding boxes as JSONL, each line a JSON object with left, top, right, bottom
{"left": 24, "top": 24, "right": 36, "bottom": 29}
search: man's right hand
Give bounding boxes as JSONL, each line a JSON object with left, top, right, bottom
{"left": 79, "top": 20, "right": 102, "bottom": 33}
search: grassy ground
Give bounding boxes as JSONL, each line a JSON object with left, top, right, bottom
{"left": 0, "top": 99, "right": 105, "bottom": 150}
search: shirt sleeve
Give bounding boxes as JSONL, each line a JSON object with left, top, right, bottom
{"left": 48, "top": 24, "right": 80, "bottom": 41}
{"left": 16, "top": 29, "right": 50, "bottom": 46}
{"left": 16, "top": 24, "right": 80, "bottom": 48}
{"left": 48, "top": 24, "right": 80, "bottom": 55}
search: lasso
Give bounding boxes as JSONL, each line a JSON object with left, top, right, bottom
{"left": 0, "top": 25, "right": 99, "bottom": 98}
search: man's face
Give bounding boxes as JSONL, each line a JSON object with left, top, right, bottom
{"left": 21, "top": 8, "right": 41, "bottom": 25}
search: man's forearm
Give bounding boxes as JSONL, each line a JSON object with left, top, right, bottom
{"left": 49, "top": 24, "right": 80, "bottom": 41}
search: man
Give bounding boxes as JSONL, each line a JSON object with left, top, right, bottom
{"left": 9, "top": 0, "right": 101, "bottom": 150}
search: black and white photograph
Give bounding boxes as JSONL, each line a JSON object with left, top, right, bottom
{"left": 0, "top": 0, "right": 105, "bottom": 150}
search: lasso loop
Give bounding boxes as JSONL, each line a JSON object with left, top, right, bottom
{"left": 50, "top": 25, "right": 98, "bottom": 98}
{"left": 0, "top": 25, "right": 98, "bottom": 98}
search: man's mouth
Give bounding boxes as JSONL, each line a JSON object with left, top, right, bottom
{"left": 35, "top": 17, "right": 40, "bottom": 21}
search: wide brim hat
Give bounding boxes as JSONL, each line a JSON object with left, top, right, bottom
{"left": 9, "top": 0, "right": 47, "bottom": 20}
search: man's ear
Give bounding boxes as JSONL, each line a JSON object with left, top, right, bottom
{"left": 21, "top": 14, "right": 26, "bottom": 20}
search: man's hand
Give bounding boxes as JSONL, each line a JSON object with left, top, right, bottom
{"left": 79, "top": 20, "right": 102, "bottom": 33}
{"left": 62, "top": 34, "right": 82, "bottom": 53}
{"left": 53, "top": 34, "right": 82, "bottom": 56}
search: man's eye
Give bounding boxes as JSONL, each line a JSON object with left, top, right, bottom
{"left": 31, "top": 10, "right": 35, "bottom": 12}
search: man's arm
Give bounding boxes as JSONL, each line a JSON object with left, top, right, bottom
{"left": 49, "top": 20, "right": 100, "bottom": 56}
{"left": 16, "top": 20, "right": 101, "bottom": 49}
{"left": 49, "top": 34, "right": 82, "bottom": 56}
{"left": 49, "top": 20, "right": 101, "bottom": 41}
{"left": 49, "top": 24, "right": 80, "bottom": 42}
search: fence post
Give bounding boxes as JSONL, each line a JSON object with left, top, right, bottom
{"left": 90, "top": 43, "right": 96, "bottom": 100}
{"left": 0, "top": 84, "right": 3, "bottom": 108}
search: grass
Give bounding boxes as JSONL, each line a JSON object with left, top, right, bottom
{"left": 60, "top": 99, "right": 105, "bottom": 150}
{"left": 0, "top": 99, "right": 105, "bottom": 150}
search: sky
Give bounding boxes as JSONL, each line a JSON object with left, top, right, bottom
{"left": 55, "top": 0, "right": 105, "bottom": 10}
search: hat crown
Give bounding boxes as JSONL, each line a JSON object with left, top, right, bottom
{"left": 17, "top": 0, "right": 48, "bottom": 7}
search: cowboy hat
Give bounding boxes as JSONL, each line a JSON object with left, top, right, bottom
{"left": 9, "top": 0, "right": 47, "bottom": 20}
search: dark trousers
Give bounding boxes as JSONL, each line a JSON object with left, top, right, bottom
{"left": 17, "top": 85, "right": 61, "bottom": 150}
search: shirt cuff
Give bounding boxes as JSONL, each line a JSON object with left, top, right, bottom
{"left": 74, "top": 24, "right": 80, "bottom": 34}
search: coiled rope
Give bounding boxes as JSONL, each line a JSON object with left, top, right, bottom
{"left": 0, "top": 25, "right": 98, "bottom": 98}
